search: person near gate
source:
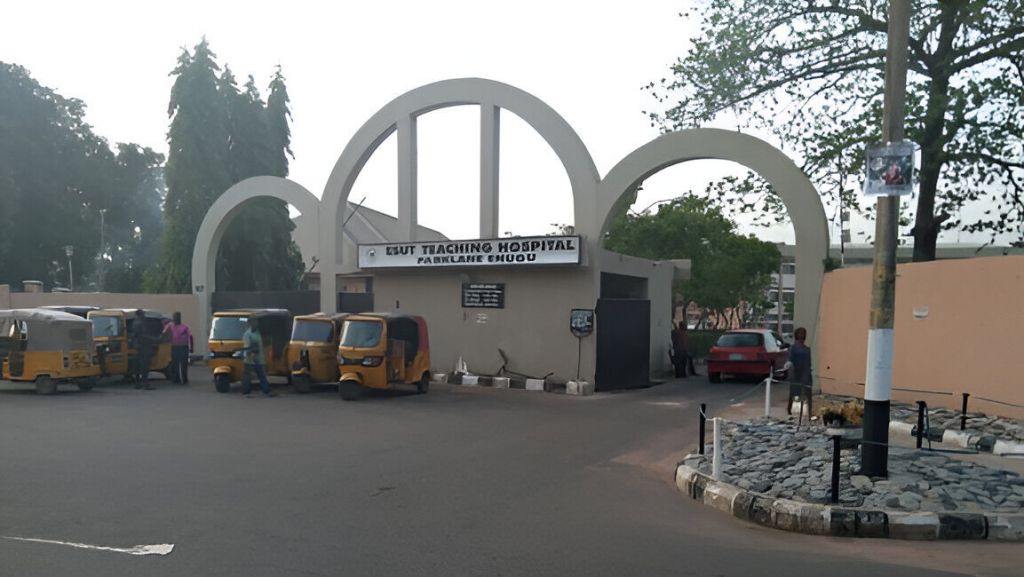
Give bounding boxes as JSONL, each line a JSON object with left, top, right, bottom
{"left": 163, "top": 312, "right": 193, "bottom": 384}
{"left": 242, "top": 318, "right": 275, "bottom": 398}
{"left": 670, "top": 321, "right": 698, "bottom": 378}
{"left": 786, "top": 327, "right": 813, "bottom": 415}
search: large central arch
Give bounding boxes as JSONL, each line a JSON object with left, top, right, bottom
{"left": 317, "top": 78, "right": 602, "bottom": 312}
{"left": 595, "top": 129, "right": 829, "bottom": 340}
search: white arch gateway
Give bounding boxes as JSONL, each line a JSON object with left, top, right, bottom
{"left": 191, "top": 78, "right": 828, "bottom": 383}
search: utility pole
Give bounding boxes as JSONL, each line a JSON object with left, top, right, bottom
{"left": 64, "top": 245, "right": 75, "bottom": 292}
{"left": 862, "top": 0, "right": 910, "bottom": 478}
{"left": 98, "top": 209, "right": 106, "bottom": 292}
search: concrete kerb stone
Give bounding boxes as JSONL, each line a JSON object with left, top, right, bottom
{"left": 888, "top": 512, "right": 940, "bottom": 540}
{"left": 673, "top": 465, "right": 1009, "bottom": 540}
{"left": 890, "top": 419, "right": 1024, "bottom": 455}
{"left": 986, "top": 514, "right": 1024, "bottom": 541}
{"left": 491, "top": 377, "right": 510, "bottom": 389}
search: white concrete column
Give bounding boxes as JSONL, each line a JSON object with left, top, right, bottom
{"left": 397, "top": 114, "right": 418, "bottom": 242}
{"left": 480, "top": 104, "right": 500, "bottom": 238}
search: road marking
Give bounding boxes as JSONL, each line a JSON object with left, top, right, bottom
{"left": 2, "top": 536, "right": 174, "bottom": 556}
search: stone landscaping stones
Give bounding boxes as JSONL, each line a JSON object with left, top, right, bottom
{"left": 692, "top": 420, "right": 1023, "bottom": 516}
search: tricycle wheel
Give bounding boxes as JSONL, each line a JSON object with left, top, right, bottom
{"left": 708, "top": 372, "right": 722, "bottom": 384}
{"left": 339, "top": 380, "right": 362, "bottom": 401}
{"left": 417, "top": 373, "right": 430, "bottom": 394}
{"left": 35, "top": 376, "right": 57, "bottom": 395}
{"left": 293, "top": 374, "right": 311, "bottom": 394}
{"left": 214, "top": 374, "right": 231, "bottom": 394}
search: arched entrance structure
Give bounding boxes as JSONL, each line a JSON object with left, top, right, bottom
{"left": 596, "top": 129, "right": 829, "bottom": 340}
{"left": 190, "top": 78, "right": 828, "bottom": 382}
{"left": 191, "top": 176, "right": 320, "bottom": 346}
{"left": 317, "top": 78, "right": 601, "bottom": 313}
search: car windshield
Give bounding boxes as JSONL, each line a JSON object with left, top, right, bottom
{"left": 90, "top": 316, "right": 122, "bottom": 337}
{"left": 340, "top": 320, "right": 383, "bottom": 348}
{"left": 716, "top": 332, "right": 763, "bottom": 348}
{"left": 210, "top": 316, "right": 249, "bottom": 341}
{"left": 291, "top": 319, "right": 333, "bottom": 342}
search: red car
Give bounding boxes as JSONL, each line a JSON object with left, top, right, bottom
{"left": 707, "top": 329, "right": 789, "bottom": 383}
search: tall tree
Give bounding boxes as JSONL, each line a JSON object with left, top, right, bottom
{"left": 648, "top": 0, "right": 1024, "bottom": 260}
{"left": 605, "top": 196, "right": 781, "bottom": 326}
{"left": 148, "top": 40, "right": 303, "bottom": 293}
{"left": 0, "top": 62, "right": 163, "bottom": 290}
{"left": 147, "top": 39, "right": 230, "bottom": 292}
{"left": 216, "top": 71, "right": 303, "bottom": 291}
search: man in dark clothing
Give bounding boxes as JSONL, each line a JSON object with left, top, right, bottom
{"left": 787, "top": 327, "right": 812, "bottom": 415}
{"left": 131, "top": 309, "right": 156, "bottom": 390}
{"left": 670, "top": 322, "right": 698, "bottom": 378}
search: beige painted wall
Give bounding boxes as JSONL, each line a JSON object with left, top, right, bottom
{"left": 3, "top": 290, "right": 204, "bottom": 354}
{"left": 818, "top": 256, "right": 1024, "bottom": 419}
{"left": 372, "top": 268, "right": 597, "bottom": 383}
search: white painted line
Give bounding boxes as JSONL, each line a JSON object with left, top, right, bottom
{"left": 2, "top": 536, "right": 174, "bottom": 556}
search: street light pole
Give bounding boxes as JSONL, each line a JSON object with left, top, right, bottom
{"left": 98, "top": 209, "right": 106, "bottom": 292}
{"left": 862, "top": 0, "right": 911, "bottom": 478}
{"left": 64, "top": 245, "right": 75, "bottom": 292}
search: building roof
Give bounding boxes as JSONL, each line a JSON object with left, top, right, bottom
{"left": 339, "top": 203, "right": 448, "bottom": 244}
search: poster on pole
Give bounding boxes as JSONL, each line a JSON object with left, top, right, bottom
{"left": 864, "top": 141, "right": 915, "bottom": 197}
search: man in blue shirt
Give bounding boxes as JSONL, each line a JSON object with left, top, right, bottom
{"left": 242, "top": 318, "right": 276, "bottom": 398}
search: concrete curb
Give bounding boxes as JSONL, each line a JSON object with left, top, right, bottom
{"left": 888, "top": 420, "right": 1024, "bottom": 455}
{"left": 674, "top": 464, "right": 1024, "bottom": 541}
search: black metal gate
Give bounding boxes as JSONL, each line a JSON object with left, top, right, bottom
{"left": 211, "top": 291, "right": 320, "bottom": 315}
{"left": 595, "top": 298, "right": 650, "bottom": 391}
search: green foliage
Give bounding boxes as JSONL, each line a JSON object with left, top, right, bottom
{"left": 0, "top": 62, "right": 164, "bottom": 291}
{"left": 605, "top": 196, "right": 781, "bottom": 320}
{"left": 148, "top": 39, "right": 304, "bottom": 293}
{"left": 647, "top": 1, "right": 1024, "bottom": 260}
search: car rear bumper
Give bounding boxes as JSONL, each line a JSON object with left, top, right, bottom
{"left": 706, "top": 360, "right": 771, "bottom": 375}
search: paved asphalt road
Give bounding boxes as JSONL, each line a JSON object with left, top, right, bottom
{"left": 0, "top": 372, "right": 1020, "bottom": 577}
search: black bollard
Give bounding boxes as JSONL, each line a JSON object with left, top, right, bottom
{"left": 916, "top": 400, "right": 927, "bottom": 449}
{"left": 699, "top": 403, "right": 707, "bottom": 455}
{"left": 961, "top": 393, "right": 970, "bottom": 431}
{"left": 831, "top": 435, "right": 841, "bottom": 504}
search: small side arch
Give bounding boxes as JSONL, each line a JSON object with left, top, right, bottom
{"left": 191, "top": 176, "right": 320, "bottom": 344}
{"left": 595, "top": 129, "right": 829, "bottom": 340}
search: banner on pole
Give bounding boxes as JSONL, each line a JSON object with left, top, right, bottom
{"left": 864, "top": 141, "right": 915, "bottom": 197}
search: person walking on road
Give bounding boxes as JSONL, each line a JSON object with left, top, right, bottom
{"left": 131, "top": 309, "right": 157, "bottom": 390}
{"left": 787, "top": 327, "right": 812, "bottom": 415}
{"left": 164, "top": 312, "right": 193, "bottom": 384}
{"left": 242, "top": 318, "right": 275, "bottom": 398}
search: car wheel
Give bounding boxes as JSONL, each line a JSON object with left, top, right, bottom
{"left": 214, "top": 374, "right": 231, "bottom": 394}
{"left": 293, "top": 374, "right": 311, "bottom": 394}
{"left": 339, "top": 380, "right": 362, "bottom": 401}
{"left": 708, "top": 372, "right": 721, "bottom": 384}
{"left": 417, "top": 373, "right": 430, "bottom": 394}
{"left": 35, "top": 376, "right": 57, "bottom": 395}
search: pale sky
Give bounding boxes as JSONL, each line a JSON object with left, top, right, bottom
{"left": 0, "top": 1, "right": 1000, "bottom": 247}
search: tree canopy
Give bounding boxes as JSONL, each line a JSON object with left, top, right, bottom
{"left": 605, "top": 196, "right": 781, "bottom": 327}
{"left": 0, "top": 62, "right": 164, "bottom": 291}
{"left": 647, "top": 0, "right": 1024, "bottom": 260}
{"left": 147, "top": 40, "right": 304, "bottom": 293}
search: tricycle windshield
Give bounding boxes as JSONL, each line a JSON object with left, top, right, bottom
{"left": 292, "top": 319, "right": 333, "bottom": 342}
{"left": 90, "top": 316, "right": 122, "bottom": 337}
{"left": 210, "top": 316, "right": 248, "bottom": 341}
{"left": 340, "top": 320, "right": 383, "bottom": 349}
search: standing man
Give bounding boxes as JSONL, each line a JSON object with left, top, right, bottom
{"left": 671, "top": 321, "right": 694, "bottom": 378}
{"left": 164, "top": 312, "right": 193, "bottom": 384}
{"left": 242, "top": 318, "right": 275, "bottom": 398}
{"left": 787, "top": 327, "right": 813, "bottom": 415}
{"left": 131, "top": 309, "right": 156, "bottom": 390}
